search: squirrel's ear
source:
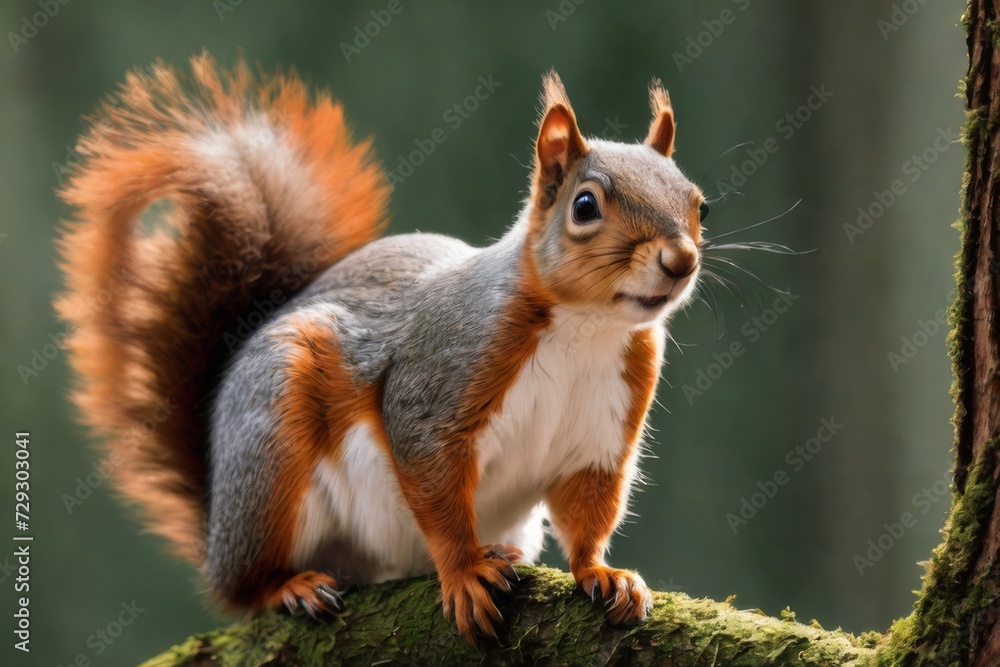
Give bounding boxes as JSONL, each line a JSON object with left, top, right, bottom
{"left": 645, "top": 78, "right": 675, "bottom": 157}
{"left": 533, "top": 71, "right": 588, "bottom": 209}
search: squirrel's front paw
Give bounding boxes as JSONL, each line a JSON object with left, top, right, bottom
{"left": 574, "top": 565, "right": 653, "bottom": 626}
{"left": 441, "top": 544, "right": 521, "bottom": 642}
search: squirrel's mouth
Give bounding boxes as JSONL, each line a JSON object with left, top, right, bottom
{"left": 615, "top": 292, "right": 670, "bottom": 310}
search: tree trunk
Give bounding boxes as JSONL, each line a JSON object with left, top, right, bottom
{"left": 874, "top": 2, "right": 1000, "bottom": 665}
{"left": 143, "top": 5, "right": 1000, "bottom": 666}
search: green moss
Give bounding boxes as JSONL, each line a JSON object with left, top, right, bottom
{"left": 142, "top": 567, "right": 875, "bottom": 666}
{"left": 987, "top": 19, "right": 1000, "bottom": 48}
{"left": 876, "top": 25, "right": 1000, "bottom": 658}
{"left": 876, "top": 440, "right": 1000, "bottom": 665}
{"left": 947, "top": 100, "right": 983, "bottom": 479}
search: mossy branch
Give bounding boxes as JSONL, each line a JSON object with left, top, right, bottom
{"left": 142, "top": 566, "right": 877, "bottom": 666}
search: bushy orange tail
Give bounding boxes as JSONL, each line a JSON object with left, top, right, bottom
{"left": 55, "top": 53, "right": 389, "bottom": 564}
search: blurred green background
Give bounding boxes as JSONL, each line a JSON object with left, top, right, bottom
{"left": 0, "top": 1, "right": 966, "bottom": 664}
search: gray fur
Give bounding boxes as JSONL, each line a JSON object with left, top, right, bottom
{"left": 205, "top": 137, "right": 699, "bottom": 594}
{"left": 206, "top": 327, "right": 294, "bottom": 591}
{"left": 533, "top": 141, "right": 699, "bottom": 284}
{"left": 205, "top": 229, "right": 527, "bottom": 589}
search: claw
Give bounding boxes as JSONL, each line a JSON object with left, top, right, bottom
{"left": 476, "top": 604, "right": 501, "bottom": 640}
{"left": 444, "top": 545, "right": 524, "bottom": 643}
{"left": 267, "top": 571, "right": 344, "bottom": 619}
{"left": 316, "top": 583, "right": 343, "bottom": 610}
{"left": 485, "top": 551, "right": 518, "bottom": 582}
{"left": 301, "top": 598, "right": 322, "bottom": 621}
{"left": 486, "top": 548, "right": 514, "bottom": 569}
{"left": 578, "top": 566, "right": 652, "bottom": 627}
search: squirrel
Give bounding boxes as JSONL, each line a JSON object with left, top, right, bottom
{"left": 55, "top": 53, "right": 705, "bottom": 642}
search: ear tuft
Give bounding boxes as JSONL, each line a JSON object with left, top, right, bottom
{"left": 533, "top": 70, "right": 588, "bottom": 211}
{"left": 648, "top": 78, "right": 672, "bottom": 117}
{"left": 540, "top": 69, "right": 573, "bottom": 119}
{"left": 645, "top": 77, "right": 676, "bottom": 157}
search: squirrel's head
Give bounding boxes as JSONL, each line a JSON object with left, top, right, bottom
{"left": 526, "top": 71, "right": 704, "bottom": 325}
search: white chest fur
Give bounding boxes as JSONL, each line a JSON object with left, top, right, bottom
{"left": 295, "top": 308, "right": 663, "bottom": 583}
{"left": 473, "top": 307, "right": 660, "bottom": 545}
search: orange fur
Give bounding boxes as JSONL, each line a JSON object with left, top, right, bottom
{"left": 546, "top": 468, "right": 653, "bottom": 626}
{"left": 545, "top": 328, "right": 660, "bottom": 623}
{"left": 55, "top": 53, "right": 388, "bottom": 565}
{"left": 688, "top": 190, "right": 705, "bottom": 244}
{"left": 394, "top": 253, "right": 553, "bottom": 638}
{"left": 540, "top": 69, "right": 576, "bottom": 116}
{"left": 547, "top": 467, "right": 625, "bottom": 572}
{"left": 223, "top": 315, "right": 382, "bottom": 610}
{"left": 645, "top": 78, "right": 676, "bottom": 157}
{"left": 263, "top": 570, "right": 341, "bottom": 615}
{"left": 531, "top": 71, "right": 589, "bottom": 216}
{"left": 622, "top": 328, "right": 663, "bottom": 453}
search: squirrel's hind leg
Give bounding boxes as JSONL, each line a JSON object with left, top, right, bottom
{"left": 208, "top": 307, "right": 387, "bottom": 616}
{"left": 264, "top": 570, "right": 345, "bottom": 619}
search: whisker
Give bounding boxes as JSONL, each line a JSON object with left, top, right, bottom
{"left": 700, "top": 268, "right": 748, "bottom": 308}
{"left": 693, "top": 288, "right": 728, "bottom": 343}
{"left": 703, "top": 262, "right": 771, "bottom": 310}
{"left": 702, "top": 255, "right": 789, "bottom": 295}
{"left": 704, "top": 192, "right": 742, "bottom": 205}
{"left": 549, "top": 258, "right": 631, "bottom": 329}
{"left": 661, "top": 330, "right": 691, "bottom": 390}
{"left": 705, "top": 199, "right": 803, "bottom": 241}
{"left": 697, "top": 141, "right": 755, "bottom": 185}
{"left": 704, "top": 240, "right": 812, "bottom": 256}
{"left": 572, "top": 259, "right": 629, "bottom": 285}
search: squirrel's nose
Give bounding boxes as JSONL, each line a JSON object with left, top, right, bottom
{"left": 659, "top": 241, "right": 698, "bottom": 279}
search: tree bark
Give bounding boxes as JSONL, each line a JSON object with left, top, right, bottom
{"left": 875, "top": 2, "right": 1000, "bottom": 665}
{"left": 144, "top": 4, "right": 1000, "bottom": 666}
{"left": 141, "top": 566, "right": 875, "bottom": 666}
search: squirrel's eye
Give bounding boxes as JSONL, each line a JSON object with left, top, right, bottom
{"left": 572, "top": 191, "right": 601, "bottom": 224}
{"left": 699, "top": 201, "right": 710, "bottom": 222}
